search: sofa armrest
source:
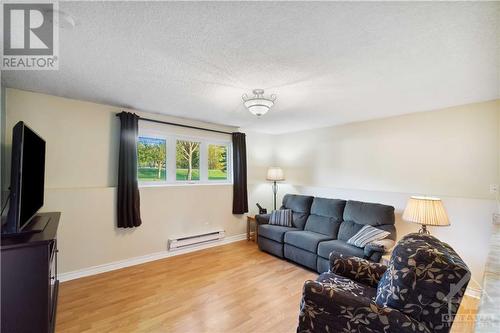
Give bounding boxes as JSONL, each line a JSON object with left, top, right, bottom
{"left": 364, "top": 243, "right": 385, "bottom": 261}
{"left": 298, "top": 280, "right": 430, "bottom": 333}
{"left": 255, "top": 213, "right": 271, "bottom": 225}
{"left": 364, "top": 239, "right": 396, "bottom": 262}
{"left": 329, "top": 252, "right": 387, "bottom": 287}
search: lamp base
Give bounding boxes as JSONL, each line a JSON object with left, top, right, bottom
{"left": 418, "top": 225, "right": 430, "bottom": 235}
{"left": 272, "top": 181, "right": 278, "bottom": 210}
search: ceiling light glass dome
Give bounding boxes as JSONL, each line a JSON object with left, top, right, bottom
{"left": 242, "top": 89, "right": 277, "bottom": 117}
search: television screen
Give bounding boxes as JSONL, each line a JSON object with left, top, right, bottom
{"left": 19, "top": 125, "right": 46, "bottom": 230}
{"left": 5, "top": 122, "right": 46, "bottom": 233}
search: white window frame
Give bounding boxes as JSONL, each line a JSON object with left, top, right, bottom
{"left": 137, "top": 130, "right": 233, "bottom": 186}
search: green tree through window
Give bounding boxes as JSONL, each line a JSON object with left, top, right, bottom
{"left": 137, "top": 137, "right": 166, "bottom": 181}
{"left": 176, "top": 140, "right": 200, "bottom": 181}
{"left": 208, "top": 144, "right": 228, "bottom": 180}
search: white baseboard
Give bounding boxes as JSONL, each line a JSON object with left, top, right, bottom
{"left": 59, "top": 233, "right": 247, "bottom": 282}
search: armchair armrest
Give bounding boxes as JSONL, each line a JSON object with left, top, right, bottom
{"left": 329, "top": 252, "right": 387, "bottom": 287}
{"left": 298, "top": 280, "right": 430, "bottom": 333}
{"left": 255, "top": 213, "right": 271, "bottom": 225}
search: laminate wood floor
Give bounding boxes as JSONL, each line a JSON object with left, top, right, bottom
{"left": 56, "top": 241, "right": 478, "bottom": 333}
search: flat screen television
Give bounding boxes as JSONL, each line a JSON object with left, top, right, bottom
{"left": 2, "top": 121, "right": 46, "bottom": 234}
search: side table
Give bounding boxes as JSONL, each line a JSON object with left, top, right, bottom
{"left": 247, "top": 215, "right": 258, "bottom": 242}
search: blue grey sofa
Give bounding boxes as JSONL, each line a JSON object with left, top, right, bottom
{"left": 256, "top": 194, "right": 396, "bottom": 272}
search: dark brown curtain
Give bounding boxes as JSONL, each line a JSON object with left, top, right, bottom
{"left": 232, "top": 132, "right": 248, "bottom": 214}
{"left": 117, "top": 112, "right": 142, "bottom": 228}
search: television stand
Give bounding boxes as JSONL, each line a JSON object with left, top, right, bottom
{"left": 1, "top": 212, "right": 60, "bottom": 333}
{"left": 26, "top": 214, "right": 50, "bottom": 232}
{"left": 1, "top": 215, "right": 50, "bottom": 238}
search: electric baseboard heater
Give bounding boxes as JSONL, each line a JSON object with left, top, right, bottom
{"left": 168, "top": 230, "right": 225, "bottom": 250}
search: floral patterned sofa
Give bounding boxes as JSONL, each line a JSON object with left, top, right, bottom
{"left": 297, "top": 233, "right": 471, "bottom": 333}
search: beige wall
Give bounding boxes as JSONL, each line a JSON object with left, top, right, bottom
{"left": 4, "top": 89, "right": 274, "bottom": 273}
{"left": 273, "top": 100, "right": 500, "bottom": 289}
{"left": 275, "top": 100, "right": 499, "bottom": 199}
{"left": 4, "top": 88, "right": 499, "bottom": 289}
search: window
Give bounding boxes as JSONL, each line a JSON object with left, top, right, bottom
{"left": 176, "top": 140, "right": 200, "bottom": 181}
{"left": 137, "top": 137, "right": 166, "bottom": 182}
{"left": 208, "top": 144, "right": 228, "bottom": 181}
{"left": 137, "top": 132, "right": 231, "bottom": 185}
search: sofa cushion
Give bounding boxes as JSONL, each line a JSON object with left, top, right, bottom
{"left": 338, "top": 201, "right": 396, "bottom": 241}
{"left": 304, "top": 215, "right": 342, "bottom": 237}
{"left": 343, "top": 200, "right": 395, "bottom": 226}
{"left": 337, "top": 221, "right": 364, "bottom": 241}
{"left": 347, "top": 225, "right": 390, "bottom": 248}
{"left": 284, "top": 244, "right": 318, "bottom": 270}
{"left": 284, "top": 231, "right": 332, "bottom": 253}
{"left": 290, "top": 212, "right": 309, "bottom": 230}
{"left": 269, "top": 209, "right": 293, "bottom": 227}
{"left": 304, "top": 198, "right": 346, "bottom": 236}
{"left": 258, "top": 224, "right": 298, "bottom": 243}
{"left": 376, "top": 233, "right": 471, "bottom": 330}
{"left": 317, "top": 239, "right": 365, "bottom": 259}
{"left": 282, "top": 194, "right": 314, "bottom": 214}
{"left": 281, "top": 194, "right": 314, "bottom": 229}
{"left": 339, "top": 222, "right": 396, "bottom": 242}
{"left": 258, "top": 237, "right": 285, "bottom": 258}
{"left": 310, "top": 197, "right": 346, "bottom": 221}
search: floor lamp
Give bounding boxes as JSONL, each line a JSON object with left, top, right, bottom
{"left": 267, "top": 167, "right": 285, "bottom": 210}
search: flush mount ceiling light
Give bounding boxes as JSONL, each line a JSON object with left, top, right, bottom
{"left": 242, "top": 89, "right": 277, "bottom": 117}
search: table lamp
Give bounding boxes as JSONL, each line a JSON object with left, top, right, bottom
{"left": 402, "top": 196, "right": 450, "bottom": 234}
{"left": 267, "top": 167, "right": 285, "bottom": 210}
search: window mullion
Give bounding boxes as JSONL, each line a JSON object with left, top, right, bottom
{"left": 167, "top": 135, "right": 176, "bottom": 183}
{"left": 200, "top": 140, "right": 208, "bottom": 182}
{"left": 227, "top": 143, "right": 233, "bottom": 184}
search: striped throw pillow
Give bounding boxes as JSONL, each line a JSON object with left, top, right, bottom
{"left": 269, "top": 209, "right": 293, "bottom": 227}
{"left": 347, "top": 225, "right": 390, "bottom": 248}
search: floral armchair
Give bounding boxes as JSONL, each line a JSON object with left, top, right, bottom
{"left": 297, "top": 233, "right": 471, "bottom": 333}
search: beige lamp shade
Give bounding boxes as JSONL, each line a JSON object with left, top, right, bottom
{"left": 402, "top": 196, "right": 450, "bottom": 227}
{"left": 266, "top": 167, "right": 285, "bottom": 181}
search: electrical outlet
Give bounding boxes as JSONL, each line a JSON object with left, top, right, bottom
{"left": 490, "top": 184, "right": 499, "bottom": 194}
{"left": 493, "top": 213, "right": 500, "bottom": 225}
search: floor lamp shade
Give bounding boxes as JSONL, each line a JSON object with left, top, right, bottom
{"left": 402, "top": 196, "right": 450, "bottom": 233}
{"left": 267, "top": 167, "right": 285, "bottom": 181}
{"left": 267, "top": 167, "right": 284, "bottom": 210}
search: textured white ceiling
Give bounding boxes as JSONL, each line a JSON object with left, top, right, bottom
{"left": 2, "top": 1, "right": 499, "bottom": 133}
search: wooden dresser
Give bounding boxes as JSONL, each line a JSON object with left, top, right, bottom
{"left": 1, "top": 212, "right": 60, "bottom": 333}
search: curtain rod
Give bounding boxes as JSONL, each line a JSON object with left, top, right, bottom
{"left": 116, "top": 114, "right": 232, "bottom": 135}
